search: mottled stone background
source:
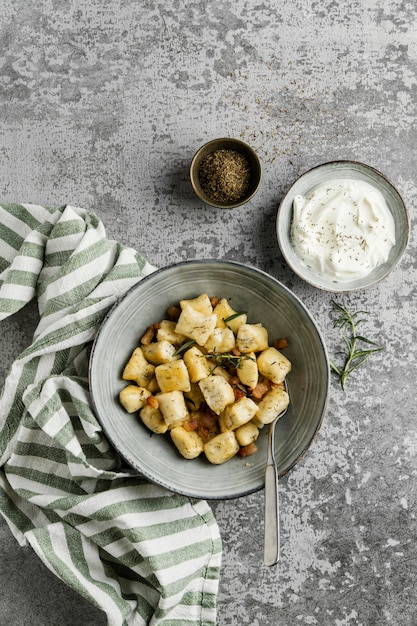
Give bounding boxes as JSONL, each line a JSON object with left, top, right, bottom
{"left": 0, "top": 1, "right": 416, "bottom": 625}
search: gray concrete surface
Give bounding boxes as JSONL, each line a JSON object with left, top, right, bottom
{"left": 0, "top": 1, "right": 416, "bottom": 625}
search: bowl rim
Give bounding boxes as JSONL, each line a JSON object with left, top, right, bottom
{"left": 276, "top": 159, "right": 410, "bottom": 292}
{"left": 190, "top": 137, "right": 262, "bottom": 209}
{"left": 89, "top": 259, "right": 330, "bottom": 499}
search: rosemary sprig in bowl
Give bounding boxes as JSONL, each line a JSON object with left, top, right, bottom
{"left": 205, "top": 352, "right": 255, "bottom": 371}
{"left": 173, "top": 340, "right": 255, "bottom": 372}
{"left": 330, "top": 300, "right": 384, "bottom": 390}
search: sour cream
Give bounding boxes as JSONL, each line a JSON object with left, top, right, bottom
{"left": 291, "top": 178, "right": 396, "bottom": 283}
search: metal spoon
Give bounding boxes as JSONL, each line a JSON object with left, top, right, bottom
{"left": 263, "top": 380, "right": 289, "bottom": 566}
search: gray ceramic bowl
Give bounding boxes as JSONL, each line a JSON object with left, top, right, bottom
{"left": 89, "top": 260, "right": 329, "bottom": 499}
{"left": 276, "top": 160, "right": 410, "bottom": 292}
{"left": 190, "top": 138, "right": 262, "bottom": 208}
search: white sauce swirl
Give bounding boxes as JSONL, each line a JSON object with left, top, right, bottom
{"left": 291, "top": 178, "right": 396, "bottom": 283}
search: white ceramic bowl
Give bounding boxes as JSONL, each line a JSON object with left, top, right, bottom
{"left": 89, "top": 260, "right": 329, "bottom": 499}
{"left": 276, "top": 160, "right": 410, "bottom": 292}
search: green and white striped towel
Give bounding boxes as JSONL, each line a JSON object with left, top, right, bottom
{"left": 0, "top": 203, "right": 222, "bottom": 626}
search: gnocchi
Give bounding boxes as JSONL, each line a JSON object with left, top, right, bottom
{"left": 118, "top": 294, "right": 291, "bottom": 465}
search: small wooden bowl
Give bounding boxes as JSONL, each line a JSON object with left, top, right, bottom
{"left": 190, "top": 138, "right": 262, "bottom": 208}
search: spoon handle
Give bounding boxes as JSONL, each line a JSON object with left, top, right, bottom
{"left": 264, "top": 425, "right": 280, "bottom": 566}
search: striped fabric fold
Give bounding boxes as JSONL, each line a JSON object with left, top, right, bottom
{"left": 0, "top": 204, "right": 221, "bottom": 626}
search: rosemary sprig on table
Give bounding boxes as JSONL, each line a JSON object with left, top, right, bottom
{"left": 330, "top": 300, "right": 384, "bottom": 390}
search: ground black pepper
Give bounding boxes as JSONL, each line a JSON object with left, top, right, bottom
{"left": 199, "top": 149, "right": 251, "bottom": 203}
